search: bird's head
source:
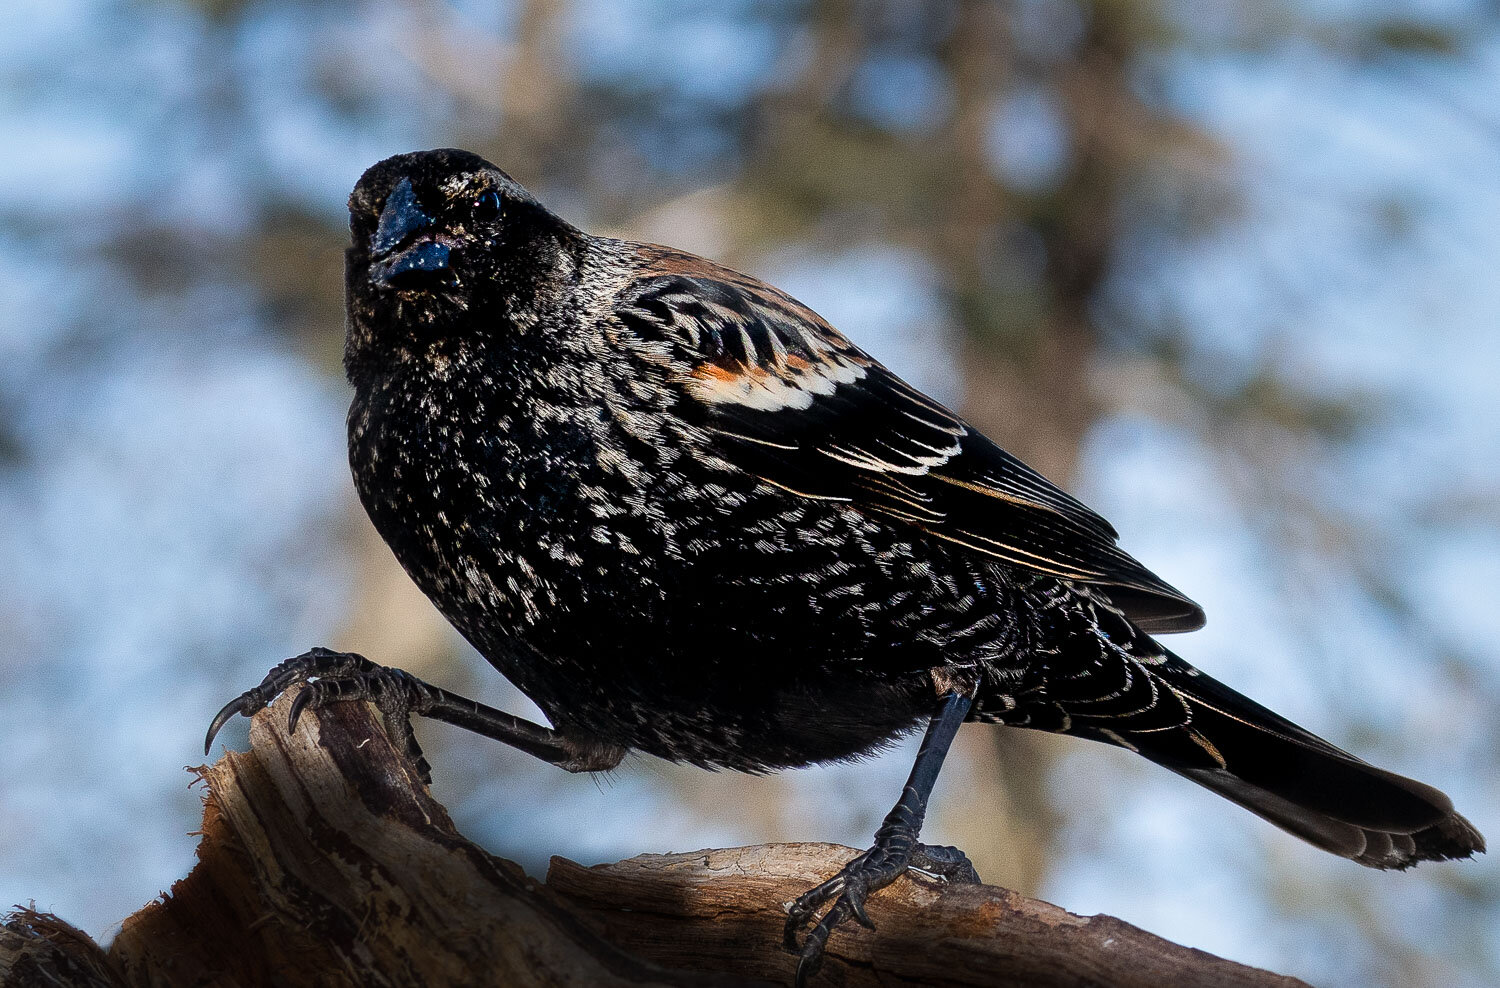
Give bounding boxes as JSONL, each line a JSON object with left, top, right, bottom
{"left": 343, "top": 148, "right": 580, "bottom": 376}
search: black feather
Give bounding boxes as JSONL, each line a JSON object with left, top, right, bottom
{"left": 328, "top": 149, "right": 1480, "bottom": 901}
{"left": 1003, "top": 599, "right": 1484, "bottom": 869}
{"left": 619, "top": 266, "right": 1206, "bottom": 633}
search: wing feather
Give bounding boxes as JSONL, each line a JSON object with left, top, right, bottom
{"left": 620, "top": 247, "right": 1205, "bottom": 632}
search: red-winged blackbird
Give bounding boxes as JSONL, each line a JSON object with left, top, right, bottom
{"left": 209, "top": 148, "right": 1483, "bottom": 985}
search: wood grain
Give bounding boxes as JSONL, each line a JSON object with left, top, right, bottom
{"left": 2, "top": 689, "right": 1304, "bottom": 988}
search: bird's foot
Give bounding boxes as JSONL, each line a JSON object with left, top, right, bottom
{"left": 782, "top": 837, "right": 980, "bottom": 985}
{"left": 908, "top": 843, "right": 982, "bottom": 884}
{"left": 205, "top": 647, "right": 435, "bottom": 782}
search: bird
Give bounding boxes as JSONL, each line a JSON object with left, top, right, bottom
{"left": 207, "top": 148, "right": 1484, "bottom": 986}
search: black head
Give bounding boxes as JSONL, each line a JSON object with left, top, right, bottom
{"left": 344, "top": 149, "right": 580, "bottom": 376}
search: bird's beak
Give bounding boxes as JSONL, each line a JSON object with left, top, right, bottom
{"left": 369, "top": 177, "right": 453, "bottom": 288}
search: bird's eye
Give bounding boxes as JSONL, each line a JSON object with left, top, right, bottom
{"left": 472, "top": 189, "right": 502, "bottom": 223}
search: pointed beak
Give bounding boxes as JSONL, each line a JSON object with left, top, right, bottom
{"left": 372, "top": 178, "right": 430, "bottom": 256}
{"left": 369, "top": 177, "right": 453, "bottom": 288}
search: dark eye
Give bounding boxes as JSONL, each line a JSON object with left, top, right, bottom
{"left": 472, "top": 189, "right": 502, "bottom": 222}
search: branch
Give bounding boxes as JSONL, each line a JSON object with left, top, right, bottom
{"left": 2, "top": 690, "right": 1305, "bottom": 988}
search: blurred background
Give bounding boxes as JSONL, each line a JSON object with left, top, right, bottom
{"left": 1, "top": 0, "right": 1497, "bottom": 983}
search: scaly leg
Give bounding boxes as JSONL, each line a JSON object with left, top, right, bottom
{"left": 783, "top": 691, "right": 979, "bottom": 986}
{"left": 204, "top": 647, "right": 624, "bottom": 781}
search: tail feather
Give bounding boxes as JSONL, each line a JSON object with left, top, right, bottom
{"left": 1098, "top": 655, "right": 1484, "bottom": 869}
{"left": 1010, "top": 595, "right": 1486, "bottom": 869}
{"left": 1177, "top": 760, "right": 1482, "bottom": 868}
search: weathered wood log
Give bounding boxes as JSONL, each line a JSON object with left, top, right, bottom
{"left": 1, "top": 689, "right": 1305, "bottom": 988}
{"left": 0, "top": 910, "right": 118, "bottom": 988}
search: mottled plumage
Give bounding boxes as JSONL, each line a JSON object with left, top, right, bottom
{"left": 210, "top": 148, "right": 1482, "bottom": 985}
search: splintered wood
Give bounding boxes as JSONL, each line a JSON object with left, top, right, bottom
{"left": 1, "top": 691, "right": 1304, "bottom": 987}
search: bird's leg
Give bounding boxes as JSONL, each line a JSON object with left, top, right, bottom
{"left": 204, "top": 647, "right": 623, "bottom": 782}
{"left": 783, "top": 691, "right": 978, "bottom": 985}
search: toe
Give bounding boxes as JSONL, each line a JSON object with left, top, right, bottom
{"left": 848, "top": 891, "right": 875, "bottom": 930}
{"left": 287, "top": 683, "right": 317, "bottom": 733}
{"left": 204, "top": 695, "right": 249, "bottom": 754}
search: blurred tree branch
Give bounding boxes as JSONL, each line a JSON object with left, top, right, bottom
{"left": 1, "top": 690, "right": 1306, "bottom": 988}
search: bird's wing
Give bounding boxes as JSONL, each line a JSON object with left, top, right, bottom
{"left": 618, "top": 247, "right": 1204, "bottom": 633}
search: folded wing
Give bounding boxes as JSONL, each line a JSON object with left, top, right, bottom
{"left": 618, "top": 247, "right": 1204, "bottom": 633}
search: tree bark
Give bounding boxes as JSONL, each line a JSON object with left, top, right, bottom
{"left": 1, "top": 690, "right": 1305, "bottom": 988}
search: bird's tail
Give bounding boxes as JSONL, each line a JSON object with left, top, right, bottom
{"left": 1014, "top": 605, "right": 1484, "bottom": 869}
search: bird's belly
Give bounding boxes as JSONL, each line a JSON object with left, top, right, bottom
{"left": 382, "top": 488, "right": 953, "bottom": 768}
{"left": 352, "top": 412, "right": 1001, "bottom": 770}
{"left": 439, "top": 538, "right": 936, "bottom": 771}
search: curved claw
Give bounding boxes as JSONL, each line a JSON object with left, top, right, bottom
{"left": 287, "top": 685, "right": 315, "bottom": 734}
{"left": 795, "top": 893, "right": 866, "bottom": 987}
{"left": 794, "top": 944, "right": 824, "bottom": 988}
{"left": 849, "top": 892, "right": 875, "bottom": 930}
{"left": 204, "top": 695, "right": 249, "bottom": 755}
{"left": 205, "top": 648, "right": 370, "bottom": 755}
